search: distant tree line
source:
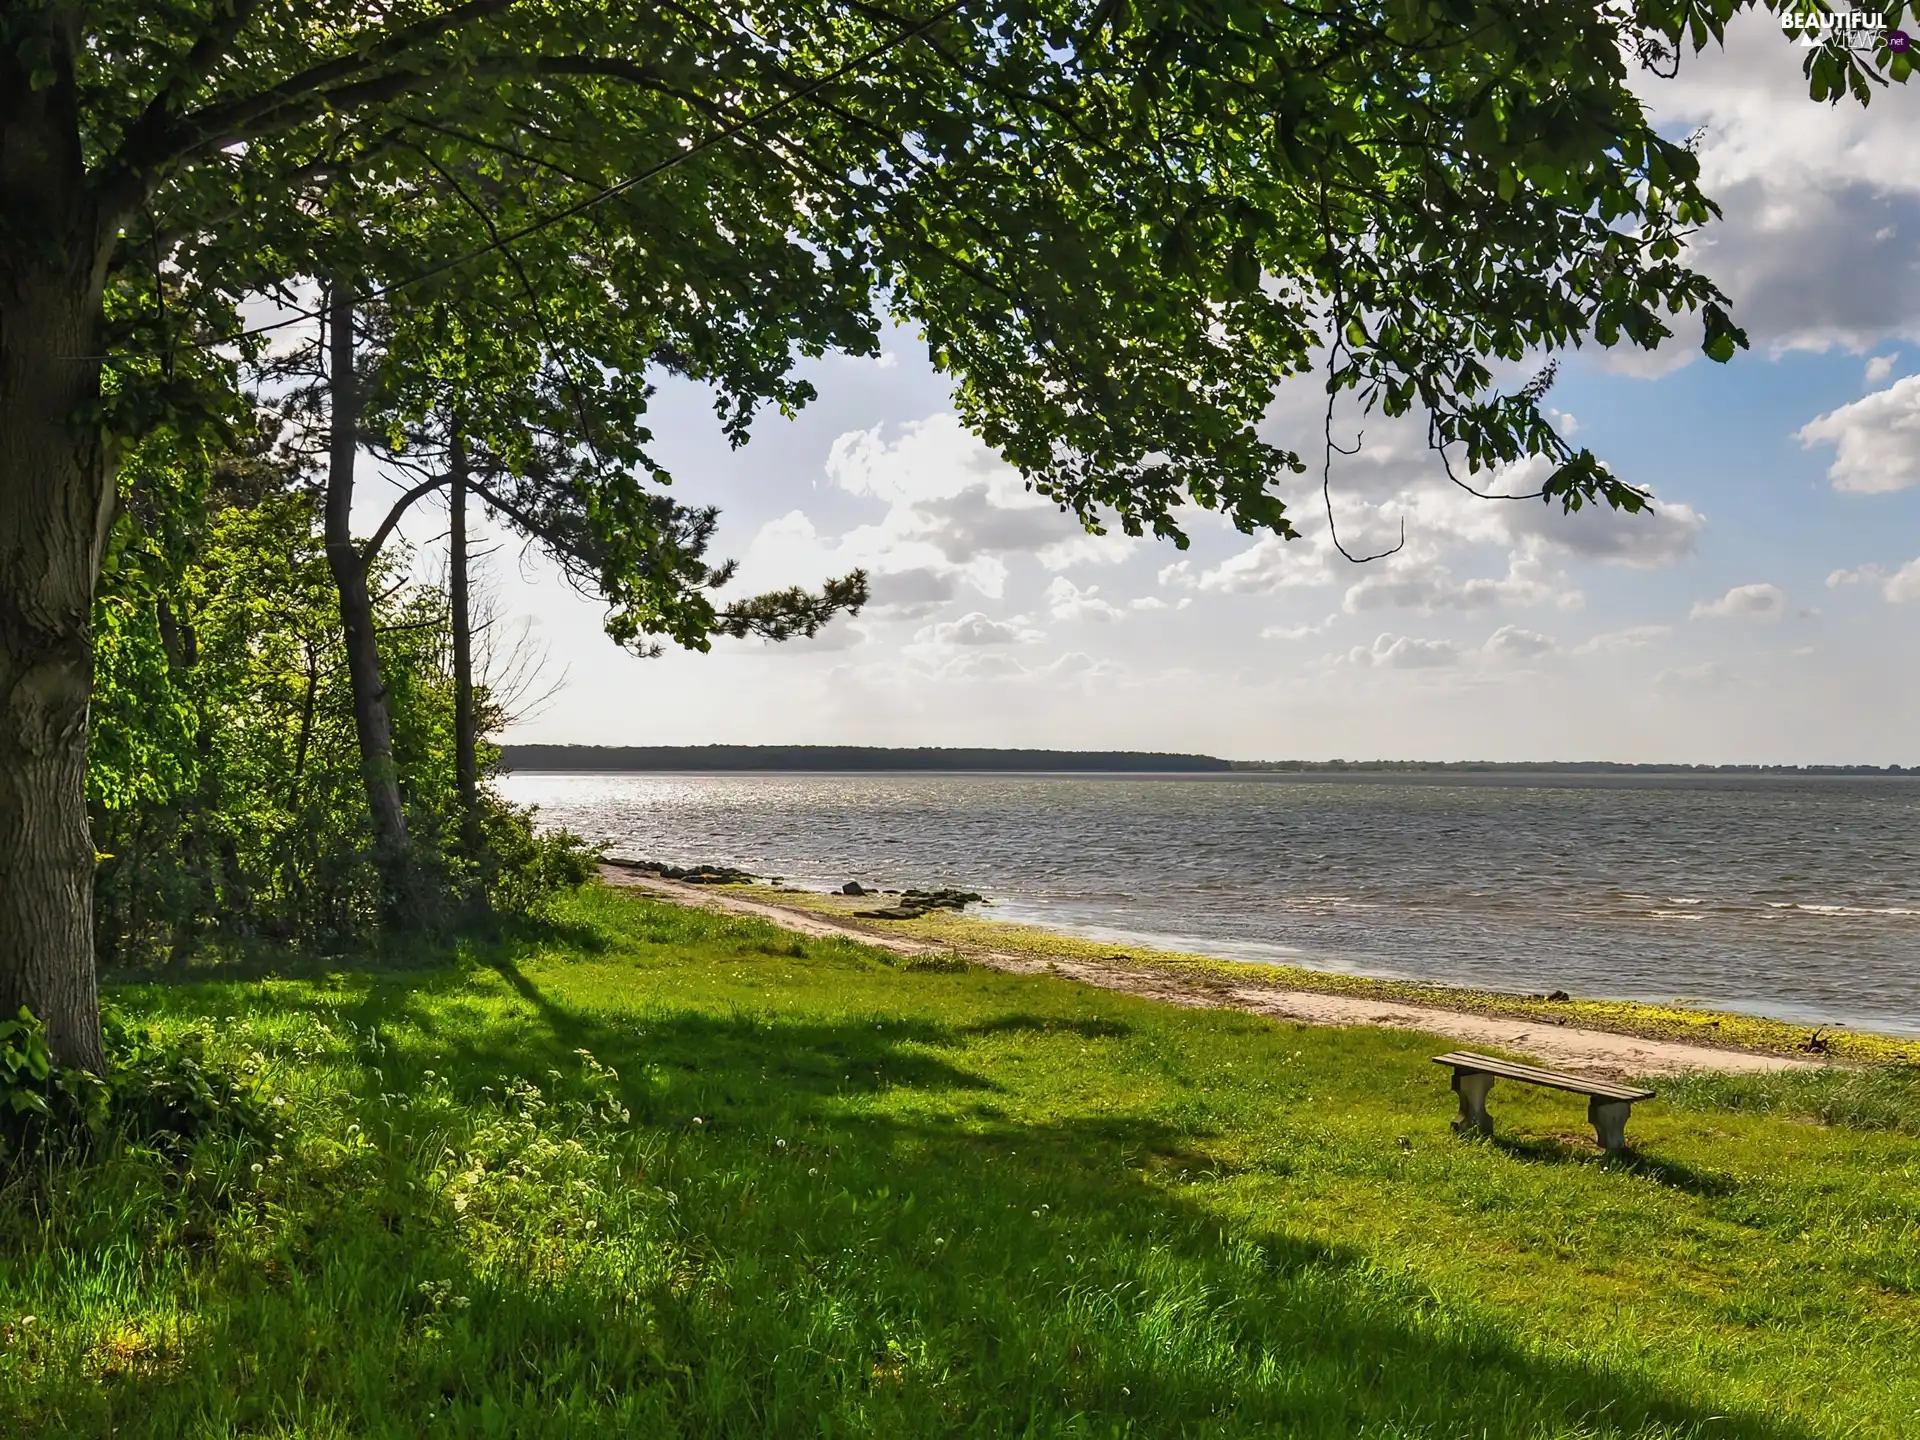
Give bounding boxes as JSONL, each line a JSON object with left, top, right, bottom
{"left": 505, "top": 747, "right": 1915, "bottom": 776}
{"left": 1228, "top": 761, "right": 1915, "bottom": 775}
{"left": 503, "top": 746, "right": 1234, "bottom": 773}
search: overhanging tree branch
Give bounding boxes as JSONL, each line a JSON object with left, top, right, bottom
{"left": 362, "top": 474, "right": 453, "bottom": 565}
{"left": 120, "top": 0, "right": 267, "bottom": 148}
{"left": 104, "top": 0, "right": 520, "bottom": 186}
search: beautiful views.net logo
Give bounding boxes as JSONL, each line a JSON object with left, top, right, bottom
{"left": 1779, "top": 7, "right": 1912, "bottom": 51}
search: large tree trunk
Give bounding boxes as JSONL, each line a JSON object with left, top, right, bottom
{"left": 0, "top": 50, "right": 112, "bottom": 1071}
{"left": 448, "top": 424, "right": 480, "bottom": 851}
{"left": 322, "top": 282, "right": 414, "bottom": 921}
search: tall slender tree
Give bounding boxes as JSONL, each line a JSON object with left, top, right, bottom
{"left": 320, "top": 284, "right": 416, "bottom": 917}
{"left": 447, "top": 420, "right": 478, "bottom": 851}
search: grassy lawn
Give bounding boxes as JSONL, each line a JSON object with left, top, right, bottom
{"left": 3, "top": 884, "right": 1917, "bottom": 1438}
{"left": 740, "top": 883, "right": 1917, "bottom": 1065}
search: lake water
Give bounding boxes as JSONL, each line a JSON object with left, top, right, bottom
{"left": 498, "top": 771, "right": 1920, "bottom": 1035}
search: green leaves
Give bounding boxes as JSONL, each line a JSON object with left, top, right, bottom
{"left": 65, "top": 0, "right": 1907, "bottom": 599}
{"left": 0, "top": 1009, "right": 55, "bottom": 1088}
{"left": 1701, "top": 301, "right": 1749, "bottom": 364}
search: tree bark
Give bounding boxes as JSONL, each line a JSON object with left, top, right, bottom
{"left": 322, "top": 281, "right": 414, "bottom": 920}
{"left": 0, "top": 34, "right": 113, "bottom": 1071}
{"left": 448, "top": 423, "right": 479, "bottom": 850}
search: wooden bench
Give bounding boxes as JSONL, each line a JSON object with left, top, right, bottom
{"left": 1432, "top": 1051, "right": 1655, "bottom": 1154}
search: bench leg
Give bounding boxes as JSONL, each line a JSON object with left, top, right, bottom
{"left": 1451, "top": 1070, "right": 1495, "bottom": 1136}
{"left": 1589, "top": 1098, "right": 1633, "bottom": 1154}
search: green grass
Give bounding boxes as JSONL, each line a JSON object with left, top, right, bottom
{"left": 3, "top": 884, "right": 1918, "bottom": 1438}
{"left": 747, "top": 886, "right": 1918, "bottom": 1064}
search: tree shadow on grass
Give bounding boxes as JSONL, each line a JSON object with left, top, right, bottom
{"left": 1492, "top": 1133, "right": 1738, "bottom": 1199}
{"left": 29, "top": 967, "right": 1830, "bottom": 1439}
{"left": 99, "top": 912, "right": 608, "bottom": 990}
{"left": 962, "top": 1013, "right": 1133, "bottom": 1040}
{"left": 479, "top": 955, "right": 997, "bottom": 1108}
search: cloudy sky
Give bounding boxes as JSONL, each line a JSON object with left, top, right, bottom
{"left": 390, "top": 14, "right": 1920, "bottom": 764}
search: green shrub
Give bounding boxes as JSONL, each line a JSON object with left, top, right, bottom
{"left": 0, "top": 1007, "right": 274, "bottom": 1167}
{"left": 0, "top": 1008, "right": 110, "bottom": 1149}
{"left": 475, "top": 797, "right": 599, "bottom": 921}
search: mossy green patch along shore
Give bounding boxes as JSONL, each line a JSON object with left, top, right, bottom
{"left": 5, "top": 886, "right": 1919, "bottom": 1438}
{"left": 748, "top": 885, "right": 1917, "bottom": 1066}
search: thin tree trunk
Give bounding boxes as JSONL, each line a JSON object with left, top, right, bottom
{"left": 449, "top": 423, "right": 479, "bottom": 852}
{"left": 290, "top": 638, "right": 319, "bottom": 798}
{"left": 322, "top": 281, "right": 414, "bottom": 921}
{"left": 0, "top": 52, "right": 112, "bottom": 1071}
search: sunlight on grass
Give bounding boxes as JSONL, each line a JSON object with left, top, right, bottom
{"left": 2, "top": 885, "right": 1916, "bottom": 1436}
{"left": 746, "top": 885, "right": 1917, "bottom": 1065}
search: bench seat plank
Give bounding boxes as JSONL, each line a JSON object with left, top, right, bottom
{"left": 1431, "top": 1051, "right": 1655, "bottom": 1103}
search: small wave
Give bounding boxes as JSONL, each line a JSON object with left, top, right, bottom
{"left": 1279, "top": 894, "right": 1370, "bottom": 915}
{"left": 1765, "top": 902, "right": 1920, "bottom": 918}
{"left": 1665, "top": 896, "right": 1705, "bottom": 906}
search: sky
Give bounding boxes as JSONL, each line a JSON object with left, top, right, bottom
{"left": 368, "top": 13, "right": 1920, "bottom": 765}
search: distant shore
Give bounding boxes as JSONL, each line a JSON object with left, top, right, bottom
{"left": 504, "top": 743, "right": 1915, "bottom": 775}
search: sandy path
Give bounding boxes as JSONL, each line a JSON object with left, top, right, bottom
{"left": 600, "top": 867, "right": 1821, "bottom": 1078}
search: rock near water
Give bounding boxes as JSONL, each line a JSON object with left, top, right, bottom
{"left": 855, "top": 888, "right": 986, "bottom": 920}
{"left": 604, "top": 857, "right": 757, "bottom": 885}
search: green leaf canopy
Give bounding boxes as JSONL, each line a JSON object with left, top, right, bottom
{"left": 75, "top": 0, "right": 1906, "bottom": 596}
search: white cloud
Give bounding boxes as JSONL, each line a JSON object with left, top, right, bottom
{"left": 863, "top": 567, "right": 959, "bottom": 617}
{"left": 916, "top": 612, "right": 1041, "bottom": 647}
{"left": 1345, "top": 633, "right": 1460, "bottom": 669}
{"left": 1796, "top": 376, "right": 1920, "bottom": 494}
{"left": 1342, "top": 553, "right": 1578, "bottom": 614}
{"left": 825, "top": 414, "right": 1009, "bottom": 505}
{"left": 740, "top": 508, "right": 826, "bottom": 579}
{"left": 1826, "top": 564, "right": 1884, "bottom": 588}
{"left": 1633, "top": 15, "right": 1920, "bottom": 359}
{"left": 941, "top": 651, "right": 1027, "bottom": 680}
{"left": 814, "top": 413, "right": 1152, "bottom": 613}
{"left": 1037, "top": 530, "right": 1140, "bottom": 571}
{"left": 902, "top": 484, "right": 1076, "bottom": 561}
{"left": 1692, "top": 583, "right": 1787, "bottom": 620}
{"left": 1824, "top": 558, "right": 1920, "bottom": 603}
{"left": 738, "top": 504, "right": 1014, "bottom": 619}
{"left": 1483, "top": 625, "right": 1557, "bottom": 661}
{"left": 1043, "top": 651, "right": 1123, "bottom": 679}
{"left": 1888, "top": 560, "right": 1920, "bottom": 604}
{"left": 1498, "top": 494, "right": 1706, "bottom": 569}
{"left": 1198, "top": 532, "right": 1341, "bottom": 594}
{"left": 1206, "top": 480, "right": 1700, "bottom": 616}
{"left": 1865, "top": 354, "right": 1897, "bottom": 385}
{"left": 1046, "top": 577, "right": 1125, "bottom": 623}
{"left": 1678, "top": 176, "right": 1920, "bottom": 358}
{"left": 1261, "top": 615, "right": 1338, "bottom": 640}
{"left": 1573, "top": 624, "right": 1674, "bottom": 654}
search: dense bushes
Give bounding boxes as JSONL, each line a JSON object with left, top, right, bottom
{"left": 0, "top": 1007, "right": 275, "bottom": 1166}
{"left": 89, "top": 430, "right": 591, "bottom": 967}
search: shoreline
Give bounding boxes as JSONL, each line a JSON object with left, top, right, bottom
{"left": 597, "top": 866, "right": 1915, "bottom": 1075}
